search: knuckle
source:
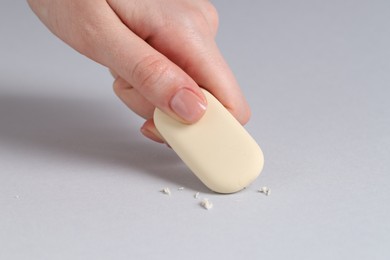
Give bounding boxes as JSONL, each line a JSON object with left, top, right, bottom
{"left": 172, "top": 2, "right": 219, "bottom": 36}
{"left": 202, "top": 1, "right": 219, "bottom": 31}
{"left": 131, "top": 55, "right": 171, "bottom": 93}
{"left": 112, "top": 78, "right": 120, "bottom": 95}
{"left": 112, "top": 77, "right": 125, "bottom": 96}
{"left": 154, "top": 2, "right": 219, "bottom": 39}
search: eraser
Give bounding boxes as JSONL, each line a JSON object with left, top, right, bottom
{"left": 154, "top": 89, "right": 264, "bottom": 193}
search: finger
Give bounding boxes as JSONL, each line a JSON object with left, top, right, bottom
{"left": 192, "top": 45, "right": 252, "bottom": 125}
{"left": 169, "top": 40, "right": 252, "bottom": 125}
{"left": 113, "top": 76, "right": 154, "bottom": 119}
{"left": 140, "top": 119, "right": 165, "bottom": 144}
{"left": 113, "top": 74, "right": 166, "bottom": 144}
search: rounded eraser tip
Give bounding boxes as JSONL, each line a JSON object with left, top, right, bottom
{"left": 154, "top": 89, "right": 264, "bottom": 193}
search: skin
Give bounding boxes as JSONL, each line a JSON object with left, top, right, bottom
{"left": 27, "top": 0, "right": 251, "bottom": 143}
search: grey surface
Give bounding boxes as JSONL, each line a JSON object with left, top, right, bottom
{"left": 1, "top": 1, "right": 389, "bottom": 259}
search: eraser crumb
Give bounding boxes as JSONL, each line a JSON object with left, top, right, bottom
{"left": 161, "top": 187, "right": 171, "bottom": 195}
{"left": 178, "top": 187, "right": 184, "bottom": 190}
{"left": 258, "top": 186, "right": 271, "bottom": 196}
{"left": 200, "top": 198, "right": 213, "bottom": 210}
{"left": 14, "top": 195, "right": 20, "bottom": 200}
{"left": 194, "top": 192, "right": 200, "bottom": 199}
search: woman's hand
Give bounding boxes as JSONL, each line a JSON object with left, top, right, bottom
{"left": 28, "top": 0, "right": 251, "bottom": 143}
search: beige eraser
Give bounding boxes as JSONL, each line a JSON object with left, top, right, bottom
{"left": 154, "top": 89, "right": 264, "bottom": 194}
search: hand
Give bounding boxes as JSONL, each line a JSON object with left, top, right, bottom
{"left": 28, "top": 0, "right": 251, "bottom": 143}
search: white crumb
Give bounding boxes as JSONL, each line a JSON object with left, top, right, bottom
{"left": 200, "top": 198, "right": 213, "bottom": 210}
{"left": 178, "top": 187, "right": 184, "bottom": 190}
{"left": 258, "top": 186, "right": 271, "bottom": 196}
{"left": 14, "top": 195, "right": 20, "bottom": 200}
{"left": 194, "top": 192, "right": 200, "bottom": 199}
{"left": 161, "top": 187, "right": 171, "bottom": 195}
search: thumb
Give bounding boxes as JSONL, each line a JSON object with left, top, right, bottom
{"left": 95, "top": 13, "right": 207, "bottom": 123}
{"left": 117, "top": 51, "right": 207, "bottom": 123}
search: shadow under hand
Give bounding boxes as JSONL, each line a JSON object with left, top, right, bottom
{"left": 0, "top": 93, "right": 210, "bottom": 193}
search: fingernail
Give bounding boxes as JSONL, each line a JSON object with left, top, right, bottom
{"left": 170, "top": 88, "right": 207, "bottom": 122}
{"left": 140, "top": 126, "right": 165, "bottom": 143}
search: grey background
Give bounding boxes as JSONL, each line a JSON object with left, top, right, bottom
{"left": 1, "top": 0, "right": 389, "bottom": 259}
